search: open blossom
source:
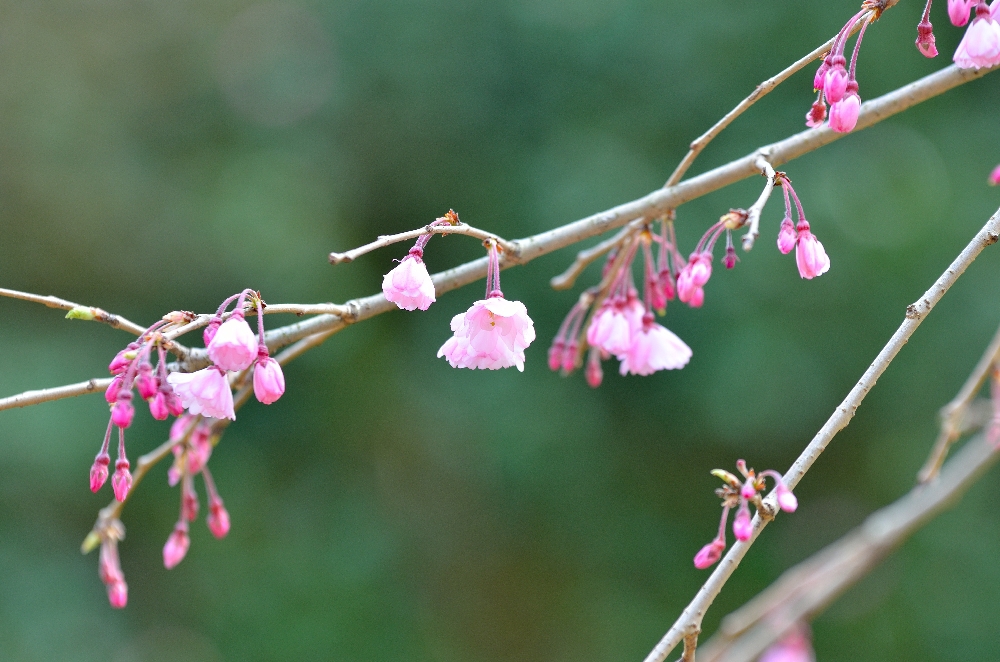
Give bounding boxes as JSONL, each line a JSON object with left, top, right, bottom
{"left": 438, "top": 296, "right": 535, "bottom": 371}
{"left": 383, "top": 250, "right": 436, "bottom": 311}
{"left": 954, "top": 2, "right": 1000, "bottom": 68}
{"left": 618, "top": 315, "right": 692, "bottom": 376}
{"left": 167, "top": 367, "right": 236, "bottom": 420}
{"left": 207, "top": 312, "right": 257, "bottom": 371}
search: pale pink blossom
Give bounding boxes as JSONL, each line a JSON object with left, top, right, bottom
{"left": 207, "top": 312, "right": 258, "bottom": 371}
{"left": 794, "top": 222, "right": 831, "bottom": 280}
{"left": 828, "top": 87, "right": 861, "bottom": 133}
{"left": 758, "top": 625, "right": 816, "bottom": 662}
{"left": 950, "top": 0, "right": 974, "bottom": 25}
{"left": 382, "top": 252, "right": 436, "bottom": 311}
{"left": 822, "top": 55, "right": 849, "bottom": 103}
{"left": 167, "top": 367, "right": 236, "bottom": 420}
{"left": 253, "top": 356, "right": 286, "bottom": 404}
{"left": 954, "top": 4, "right": 1000, "bottom": 68}
{"left": 618, "top": 316, "right": 692, "bottom": 376}
{"left": 586, "top": 303, "right": 632, "bottom": 357}
{"left": 437, "top": 296, "right": 535, "bottom": 371}
{"left": 163, "top": 522, "right": 191, "bottom": 569}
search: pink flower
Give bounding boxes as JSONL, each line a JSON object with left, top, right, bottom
{"left": 688, "top": 252, "right": 712, "bottom": 287}
{"left": 105, "top": 376, "right": 123, "bottom": 404}
{"left": 167, "top": 367, "right": 236, "bottom": 420}
{"left": 586, "top": 303, "right": 632, "bottom": 357}
{"left": 822, "top": 55, "right": 849, "bottom": 103}
{"left": 805, "top": 100, "right": 827, "bottom": 128}
{"left": 163, "top": 522, "right": 190, "bottom": 569}
{"left": 108, "top": 348, "right": 134, "bottom": 375}
{"left": 950, "top": 0, "right": 974, "bottom": 26}
{"left": 136, "top": 364, "right": 158, "bottom": 400}
{"left": 382, "top": 252, "right": 436, "bottom": 311}
{"left": 777, "top": 217, "right": 797, "bottom": 254}
{"left": 585, "top": 349, "right": 603, "bottom": 388}
{"left": 794, "top": 222, "right": 830, "bottom": 279}
{"left": 828, "top": 84, "right": 861, "bottom": 133}
{"left": 111, "top": 393, "right": 134, "bottom": 429}
{"left": 107, "top": 580, "right": 128, "bottom": 609}
{"left": 776, "top": 482, "right": 798, "bottom": 512}
{"left": 547, "top": 341, "right": 564, "bottom": 372}
{"left": 148, "top": 392, "right": 169, "bottom": 420}
{"left": 916, "top": 19, "right": 939, "bottom": 58}
{"left": 253, "top": 356, "right": 286, "bottom": 404}
{"left": 812, "top": 60, "right": 829, "bottom": 92}
{"left": 758, "top": 625, "right": 816, "bottom": 662}
{"left": 112, "top": 459, "right": 132, "bottom": 502}
{"left": 733, "top": 504, "right": 753, "bottom": 541}
{"left": 207, "top": 312, "right": 258, "bottom": 372}
{"left": 208, "top": 498, "right": 231, "bottom": 539}
{"left": 90, "top": 453, "right": 110, "bottom": 493}
{"left": 693, "top": 538, "right": 726, "bottom": 570}
{"left": 954, "top": 4, "right": 1000, "bottom": 68}
{"left": 990, "top": 164, "right": 1000, "bottom": 185}
{"left": 437, "top": 296, "right": 535, "bottom": 371}
{"left": 618, "top": 315, "right": 692, "bottom": 376}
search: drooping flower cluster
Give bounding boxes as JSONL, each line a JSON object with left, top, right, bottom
{"left": 775, "top": 174, "right": 830, "bottom": 280}
{"left": 550, "top": 219, "right": 692, "bottom": 387}
{"left": 381, "top": 210, "right": 537, "bottom": 371}
{"left": 915, "top": 0, "right": 1000, "bottom": 68}
{"left": 693, "top": 460, "right": 797, "bottom": 570}
{"left": 806, "top": 9, "right": 874, "bottom": 133}
{"left": 89, "top": 289, "right": 285, "bottom": 607}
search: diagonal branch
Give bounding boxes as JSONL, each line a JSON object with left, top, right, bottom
{"left": 0, "top": 378, "right": 115, "bottom": 411}
{"left": 0, "top": 287, "right": 146, "bottom": 335}
{"left": 641, "top": 204, "right": 1000, "bottom": 662}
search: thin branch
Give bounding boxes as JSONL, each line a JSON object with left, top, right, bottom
{"left": 0, "top": 287, "right": 146, "bottom": 335}
{"left": 740, "top": 158, "right": 776, "bottom": 252}
{"left": 680, "top": 632, "right": 700, "bottom": 662}
{"left": 550, "top": 221, "right": 643, "bottom": 291}
{"left": 328, "top": 223, "right": 518, "bottom": 265}
{"left": 0, "top": 378, "right": 114, "bottom": 412}
{"left": 918, "top": 322, "right": 1000, "bottom": 482}
{"left": 697, "top": 431, "right": 1000, "bottom": 662}
{"left": 641, "top": 205, "right": 1000, "bottom": 662}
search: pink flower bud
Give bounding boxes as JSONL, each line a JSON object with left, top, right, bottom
{"left": 805, "top": 100, "right": 827, "bottom": 129}
{"left": 105, "top": 376, "right": 123, "bottom": 404}
{"left": 148, "top": 392, "right": 169, "bottom": 420}
{"left": 166, "top": 392, "right": 185, "bottom": 417}
{"left": 776, "top": 483, "right": 798, "bottom": 512}
{"left": 777, "top": 217, "right": 797, "bottom": 254}
{"left": 823, "top": 55, "right": 849, "bottom": 103}
{"left": 170, "top": 414, "right": 195, "bottom": 441}
{"left": 693, "top": 538, "right": 726, "bottom": 569}
{"left": 253, "top": 356, "right": 285, "bottom": 405}
{"left": 916, "top": 20, "right": 939, "bottom": 58}
{"left": 203, "top": 319, "right": 221, "bottom": 346}
{"left": 163, "top": 522, "right": 190, "bottom": 569}
{"left": 794, "top": 222, "right": 831, "bottom": 280}
{"left": 107, "top": 580, "right": 128, "bottom": 609}
{"left": 382, "top": 251, "right": 437, "bottom": 311}
{"left": 723, "top": 246, "right": 738, "bottom": 270}
{"left": 112, "top": 459, "right": 132, "bottom": 502}
{"left": 658, "top": 268, "right": 675, "bottom": 301}
{"left": 136, "top": 364, "right": 158, "bottom": 400}
{"left": 547, "top": 341, "right": 564, "bottom": 372}
{"left": 688, "top": 252, "right": 712, "bottom": 287}
{"left": 950, "top": 0, "right": 973, "bottom": 26}
{"left": 676, "top": 266, "right": 696, "bottom": 304}
{"left": 989, "top": 164, "right": 1000, "bottom": 186}
{"left": 741, "top": 481, "right": 757, "bottom": 500}
{"left": 585, "top": 351, "right": 603, "bottom": 388}
{"left": 90, "top": 453, "right": 110, "bottom": 492}
{"left": 687, "top": 286, "right": 705, "bottom": 309}
{"left": 207, "top": 313, "right": 258, "bottom": 372}
{"left": 812, "top": 59, "right": 829, "bottom": 91}
{"left": 828, "top": 91, "right": 861, "bottom": 133}
{"left": 561, "top": 342, "right": 578, "bottom": 373}
{"left": 182, "top": 485, "right": 199, "bottom": 522}
{"left": 208, "top": 499, "right": 231, "bottom": 539}
{"left": 111, "top": 394, "right": 135, "bottom": 429}
{"left": 187, "top": 428, "right": 213, "bottom": 475}
{"left": 108, "top": 350, "right": 132, "bottom": 375}
{"left": 733, "top": 504, "right": 753, "bottom": 541}
{"left": 167, "top": 466, "right": 181, "bottom": 487}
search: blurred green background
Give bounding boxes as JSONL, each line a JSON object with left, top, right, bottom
{"left": 1, "top": 1, "right": 999, "bottom": 660}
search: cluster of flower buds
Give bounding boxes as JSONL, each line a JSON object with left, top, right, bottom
{"left": 918, "top": 0, "right": 1000, "bottom": 68}
{"left": 161, "top": 415, "right": 230, "bottom": 569}
{"left": 807, "top": 7, "right": 882, "bottom": 133}
{"left": 775, "top": 174, "right": 830, "bottom": 280}
{"left": 693, "top": 460, "right": 797, "bottom": 570}
{"left": 550, "top": 219, "right": 692, "bottom": 387}
{"left": 382, "top": 210, "right": 537, "bottom": 371}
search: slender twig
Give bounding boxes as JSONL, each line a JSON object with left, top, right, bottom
{"left": 328, "top": 223, "right": 518, "bottom": 265}
{"left": 550, "top": 221, "right": 644, "bottom": 291}
{"left": 697, "top": 431, "right": 1000, "bottom": 662}
{"left": 641, "top": 206, "right": 1000, "bottom": 662}
{"left": 740, "top": 159, "right": 777, "bottom": 252}
{"left": 0, "top": 287, "right": 146, "bottom": 335}
{"left": 0, "top": 378, "right": 114, "bottom": 412}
